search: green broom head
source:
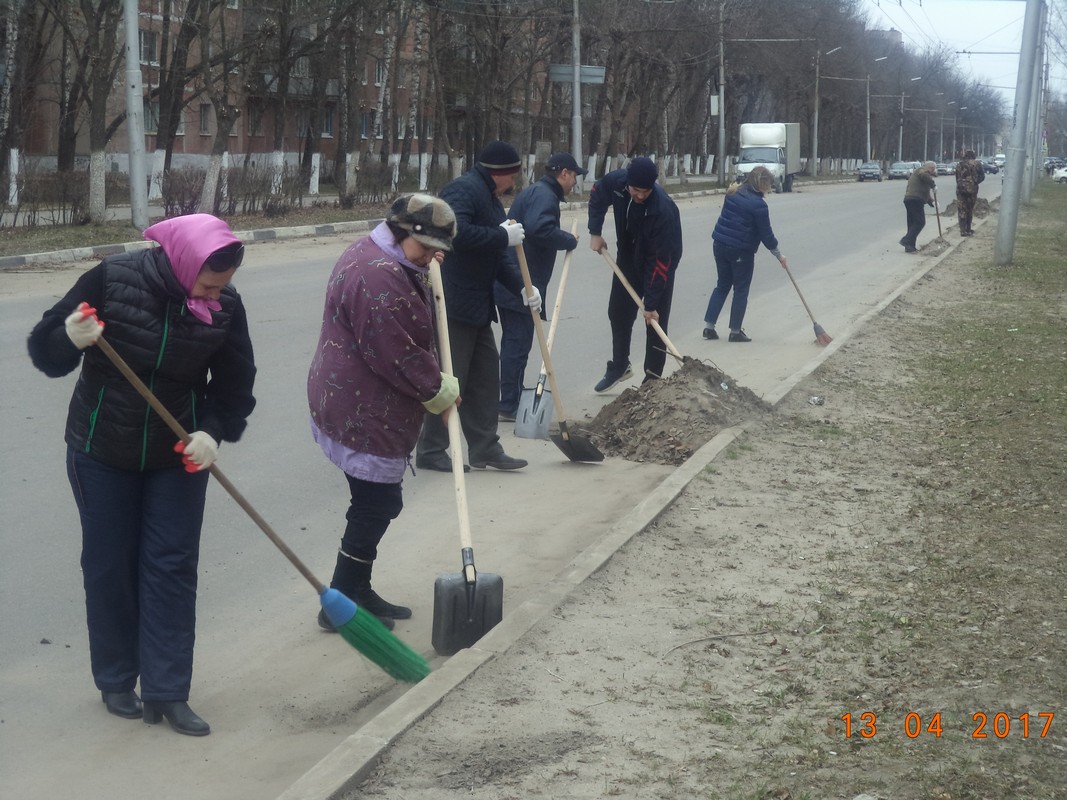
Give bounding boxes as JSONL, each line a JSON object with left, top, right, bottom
{"left": 320, "top": 588, "right": 430, "bottom": 683}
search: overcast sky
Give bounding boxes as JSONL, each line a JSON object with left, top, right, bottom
{"left": 858, "top": 0, "right": 1061, "bottom": 111}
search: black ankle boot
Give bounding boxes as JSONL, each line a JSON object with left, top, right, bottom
{"left": 143, "top": 701, "right": 210, "bottom": 736}
{"left": 353, "top": 586, "right": 412, "bottom": 620}
{"left": 101, "top": 690, "right": 142, "bottom": 719}
{"left": 330, "top": 554, "right": 412, "bottom": 621}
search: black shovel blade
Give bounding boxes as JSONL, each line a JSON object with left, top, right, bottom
{"left": 431, "top": 571, "right": 504, "bottom": 656}
{"left": 549, "top": 421, "right": 604, "bottom": 463}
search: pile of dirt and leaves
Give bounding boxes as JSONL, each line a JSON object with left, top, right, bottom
{"left": 351, "top": 186, "right": 1065, "bottom": 800}
{"left": 580, "top": 357, "right": 773, "bottom": 465}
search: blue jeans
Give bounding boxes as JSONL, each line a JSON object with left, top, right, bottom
{"left": 705, "top": 243, "right": 755, "bottom": 332}
{"left": 67, "top": 448, "right": 208, "bottom": 701}
{"left": 497, "top": 306, "right": 534, "bottom": 414}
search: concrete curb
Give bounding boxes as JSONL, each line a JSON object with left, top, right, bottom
{"left": 276, "top": 424, "right": 753, "bottom": 800}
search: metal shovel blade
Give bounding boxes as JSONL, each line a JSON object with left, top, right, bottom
{"left": 514, "top": 380, "right": 553, "bottom": 439}
{"left": 549, "top": 421, "right": 605, "bottom": 463}
{"left": 431, "top": 571, "right": 504, "bottom": 656}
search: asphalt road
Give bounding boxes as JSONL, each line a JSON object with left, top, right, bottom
{"left": 0, "top": 173, "right": 996, "bottom": 800}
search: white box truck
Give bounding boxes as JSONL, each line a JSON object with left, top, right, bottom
{"left": 736, "top": 122, "right": 801, "bottom": 193}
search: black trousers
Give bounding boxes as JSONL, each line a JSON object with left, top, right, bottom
{"left": 607, "top": 254, "right": 676, "bottom": 379}
{"left": 417, "top": 319, "right": 505, "bottom": 464}
{"left": 903, "top": 198, "right": 927, "bottom": 248}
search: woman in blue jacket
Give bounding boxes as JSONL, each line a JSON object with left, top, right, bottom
{"left": 704, "top": 166, "right": 788, "bottom": 342}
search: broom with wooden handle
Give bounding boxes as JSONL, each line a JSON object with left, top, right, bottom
{"left": 782, "top": 265, "right": 833, "bottom": 346}
{"left": 95, "top": 335, "right": 430, "bottom": 683}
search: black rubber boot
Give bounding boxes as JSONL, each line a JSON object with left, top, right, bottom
{"left": 331, "top": 554, "right": 412, "bottom": 621}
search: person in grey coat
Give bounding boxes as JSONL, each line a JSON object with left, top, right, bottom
{"left": 495, "top": 152, "right": 583, "bottom": 420}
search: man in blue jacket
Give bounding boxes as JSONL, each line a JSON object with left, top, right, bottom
{"left": 415, "top": 141, "right": 542, "bottom": 472}
{"left": 495, "top": 152, "right": 583, "bottom": 420}
{"left": 588, "top": 157, "right": 683, "bottom": 390}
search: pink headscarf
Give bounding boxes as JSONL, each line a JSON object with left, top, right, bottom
{"left": 144, "top": 214, "right": 243, "bottom": 324}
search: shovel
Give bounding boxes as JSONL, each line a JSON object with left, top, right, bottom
{"left": 933, "top": 190, "right": 944, "bottom": 239}
{"left": 515, "top": 242, "right": 604, "bottom": 463}
{"left": 427, "top": 258, "right": 504, "bottom": 657}
{"left": 597, "top": 248, "right": 686, "bottom": 365}
{"left": 514, "top": 220, "right": 579, "bottom": 440}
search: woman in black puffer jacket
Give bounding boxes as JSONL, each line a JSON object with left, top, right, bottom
{"left": 27, "top": 214, "right": 256, "bottom": 737}
{"left": 703, "top": 166, "right": 789, "bottom": 342}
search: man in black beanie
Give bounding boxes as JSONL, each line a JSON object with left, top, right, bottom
{"left": 587, "top": 156, "right": 683, "bottom": 391}
{"left": 415, "top": 140, "right": 541, "bottom": 472}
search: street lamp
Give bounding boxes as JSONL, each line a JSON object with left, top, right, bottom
{"left": 812, "top": 45, "right": 841, "bottom": 176}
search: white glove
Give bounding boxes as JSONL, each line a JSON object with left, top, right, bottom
{"left": 499, "top": 221, "right": 525, "bottom": 247}
{"left": 521, "top": 286, "right": 542, "bottom": 314}
{"left": 174, "top": 431, "right": 218, "bottom": 473}
{"left": 64, "top": 302, "right": 104, "bottom": 349}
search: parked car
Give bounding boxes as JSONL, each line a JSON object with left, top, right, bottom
{"left": 1053, "top": 166, "right": 1067, "bottom": 184}
{"left": 888, "top": 161, "right": 912, "bottom": 179}
{"left": 856, "top": 161, "right": 884, "bottom": 182}
{"left": 981, "top": 160, "right": 999, "bottom": 174}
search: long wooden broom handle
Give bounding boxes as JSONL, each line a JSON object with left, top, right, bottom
{"left": 95, "top": 336, "right": 326, "bottom": 594}
{"left": 426, "top": 259, "right": 476, "bottom": 582}
{"left": 782, "top": 263, "right": 818, "bottom": 325}
{"left": 597, "top": 248, "right": 685, "bottom": 362}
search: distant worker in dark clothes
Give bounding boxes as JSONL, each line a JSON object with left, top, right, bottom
{"left": 495, "top": 152, "right": 582, "bottom": 421}
{"left": 703, "top": 166, "right": 788, "bottom": 343}
{"left": 587, "top": 156, "right": 683, "bottom": 391}
{"left": 27, "top": 213, "right": 257, "bottom": 737}
{"left": 308, "top": 193, "right": 460, "bottom": 633}
{"left": 900, "top": 160, "right": 937, "bottom": 253}
{"left": 415, "top": 140, "right": 542, "bottom": 472}
{"left": 954, "top": 150, "right": 985, "bottom": 236}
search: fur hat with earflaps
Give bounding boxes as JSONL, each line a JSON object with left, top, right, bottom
{"left": 387, "top": 193, "right": 458, "bottom": 251}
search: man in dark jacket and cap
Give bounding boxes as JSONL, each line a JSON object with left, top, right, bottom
{"left": 415, "top": 140, "right": 542, "bottom": 472}
{"left": 587, "top": 156, "right": 683, "bottom": 390}
{"left": 495, "top": 152, "right": 583, "bottom": 420}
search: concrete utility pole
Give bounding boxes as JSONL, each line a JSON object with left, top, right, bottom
{"left": 571, "top": 0, "right": 583, "bottom": 189}
{"left": 123, "top": 0, "right": 149, "bottom": 229}
{"left": 995, "top": 0, "right": 1044, "bottom": 266}
{"left": 717, "top": 0, "right": 726, "bottom": 185}
{"left": 811, "top": 46, "right": 840, "bottom": 177}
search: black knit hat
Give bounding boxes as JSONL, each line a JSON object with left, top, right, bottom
{"left": 477, "top": 140, "right": 522, "bottom": 175}
{"left": 387, "top": 193, "right": 457, "bottom": 251}
{"left": 627, "top": 157, "right": 658, "bottom": 189}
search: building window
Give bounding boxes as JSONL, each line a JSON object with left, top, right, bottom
{"left": 200, "top": 104, "right": 211, "bottom": 135}
{"left": 139, "top": 30, "right": 159, "bottom": 65}
{"left": 360, "top": 112, "right": 370, "bottom": 139}
{"left": 374, "top": 59, "right": 387, "bottom": 86}
{"left": 143, "top": 99, "right": 160, "bottom": 134}
{"left": 247, "top": 106, "right": 263, "bottom": 136}
{"left": 225, "top": 0, "right": 239, "bottom": 8}
{"left": 322, "top": 106, "right": 334, "bottom": 137}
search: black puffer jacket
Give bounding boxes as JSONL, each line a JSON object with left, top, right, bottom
{"left": 438, "top": 165, "right": 525, "bottom": 327}
{"left": 28, "top": 249, "right": 257, "bottom": 471}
